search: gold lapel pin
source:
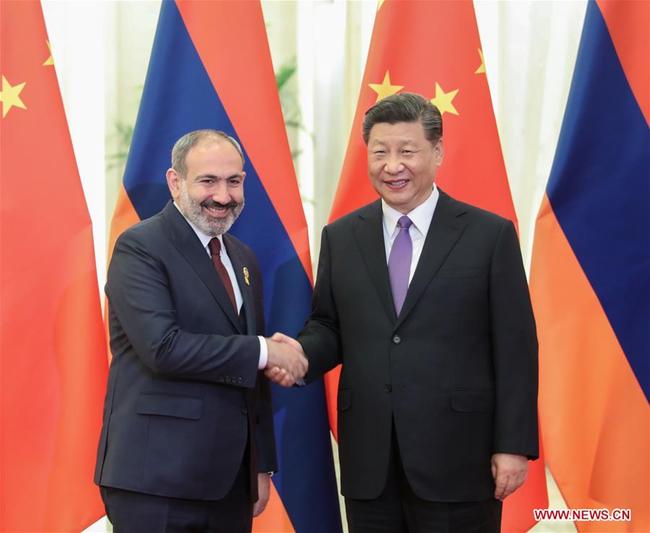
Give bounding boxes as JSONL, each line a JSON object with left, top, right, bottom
{"left": 243, "top": 266, "right": 250, "bottom": 286}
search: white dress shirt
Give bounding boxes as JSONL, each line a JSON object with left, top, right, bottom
{"left": 174, "top": 203, "right": 268, "bottom": 368}
{"left": 381, "top": 185, "right": 440, "bottom": 284}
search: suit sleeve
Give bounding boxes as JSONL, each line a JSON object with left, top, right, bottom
{"left": 489, "top": 220, "right": 539, "bottom": 459}
{"left": 107, "top": 231, "right": 260, "bottom": 387}
{"left": 298, "top": 226, "right": 343, "bottom": 382}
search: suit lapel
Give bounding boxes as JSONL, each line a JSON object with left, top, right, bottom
{"left": 395, "top": 191, "right": 467, "bottom": 330}
{"left": 353, "top": 201, "right": 398, "bottom": 323}
{"left": 161, "top": 203, "right": 242, "bottom": 332}
{"left": 224, "top": 234, "right": 256, "bottom": 334}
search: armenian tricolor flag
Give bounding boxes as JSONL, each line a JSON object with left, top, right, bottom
{"left": 531, "top": 1, "right": 649, "bottom": 530}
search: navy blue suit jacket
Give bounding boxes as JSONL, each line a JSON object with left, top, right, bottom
{"left": 95, "top": 202, "right": 276, "bottom": 501}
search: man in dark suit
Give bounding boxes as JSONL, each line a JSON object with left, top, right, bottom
{"left": 270, "top": 94, "right": 538, "bottom": 532}
{"left": 95, "top": 129, "right": 307, "bottom": 533}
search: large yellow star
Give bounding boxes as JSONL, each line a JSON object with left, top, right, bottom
{"left": 43, "top": 41, "right": 54, "bottom": 66}
{"left": 475, "top": 49, "right": 485, "bottom": 74}
{"left": 368, "top": 71, "right": 403, "bottom": 102}
{"left": 0, "top": 76, "right": 27, "bottom": 118}
{"left": 430, "top": 82, "right": 459, "bottom": 116}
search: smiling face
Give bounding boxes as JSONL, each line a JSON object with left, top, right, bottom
{"left": 367, "top": 120, "right": 443, "bottom": 214}
{"left": 166, "top": 139, "right": 245, "bottom": 236}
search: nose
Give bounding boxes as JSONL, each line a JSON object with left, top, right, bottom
{"left": 210, "top": 180, "right": 231, "bottom": 203}
{"left": 384, "top": 156, "right": 404, "bottom": 174}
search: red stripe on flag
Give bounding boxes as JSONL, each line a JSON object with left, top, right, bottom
{"left": 596, "top": 0, "right": 649, "bottom": 123}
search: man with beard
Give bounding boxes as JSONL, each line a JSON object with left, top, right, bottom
{"left": 95, "top": 130, "right": 307, "bottom": 533}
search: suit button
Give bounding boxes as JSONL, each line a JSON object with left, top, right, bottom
{"left": 241, "top": 407, "right": 248, "bottom": 415}
{"left": 392, "top": 335, "right": 401, "bottom": 344}
{"left": 384, "top": 384, "right": 392, "bottom": 393}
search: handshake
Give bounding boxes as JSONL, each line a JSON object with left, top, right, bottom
{"left": 264, "top": 332, "right": 308, "bottom": 387}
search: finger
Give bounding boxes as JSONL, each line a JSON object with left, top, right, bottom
{"left": 494, "top": 473, "right": 509, "bottom": 500}
{"left": 264, "top": 367, "right": 282, "bottom": 380}
{"left": 500, "top": 476, "right": 516, "bottom": 499}
{"left": 280, "top": 376, "right": 296, "bottom": 387}
{"left": 267, "top": 368, "right": 288, "bottom": 385}
{"left": 272, "top": 332, "right": 302, "bottom": 351}
{"left": 253, "top": 500, "right": 264, "bottom": 517}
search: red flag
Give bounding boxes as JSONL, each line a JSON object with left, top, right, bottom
{"left": 0, "top": 2, "right": 108, "bottom": 531}
{"left": 327, "top": 1, "right": 547, "bottom": 531}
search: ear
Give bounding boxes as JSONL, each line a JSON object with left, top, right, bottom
{"left": 434, "top": 139, "right": 444, "bottom": 166}
{"left": 166, "top": 168, "right": 181, "bottom": 200}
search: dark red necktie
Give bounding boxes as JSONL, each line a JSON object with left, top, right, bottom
{"left": 208, "top": 237, "right": 237, "bottom": 312}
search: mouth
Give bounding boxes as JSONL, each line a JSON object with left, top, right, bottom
{"left": 383, "top": 178, "right": 409, "bottom": 190}
{"left": 202, "top": 202, "right": 235, "bottom": 218}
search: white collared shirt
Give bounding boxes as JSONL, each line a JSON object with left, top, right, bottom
{"left": 381, "top": 184, "right": 440, "bottom": 284}
{"left": 174, "top": 203, "right": 267, "bottom": 368}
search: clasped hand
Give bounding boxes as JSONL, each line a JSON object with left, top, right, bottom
{"left": 264, "top": 332, "right": 308, "bottom": 387}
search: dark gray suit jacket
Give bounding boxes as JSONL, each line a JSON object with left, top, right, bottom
{"left": 299, "top": 191, "right": 538, "bottom": 501}
{"left": 95, "top": 202, "right": 276, "bottom": 501}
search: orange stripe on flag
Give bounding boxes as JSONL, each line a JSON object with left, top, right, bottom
{"left": 107, "top": 183, "right": 141, "bottom": 265}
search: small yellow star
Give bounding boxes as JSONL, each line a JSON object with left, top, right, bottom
{"left": 368, "top": 71, "right": 403, "bottom": 102}
{"left": 43, "top": 41, "right": 54, "bottom": 66}
{"left": 430, "top": 82, "right": 459, "bottom": 116}
{"left": 377, "top": 0, "right": 386, "bottom": 10}
{"left": 475, "top": 49, "right": 485, "bottom": 75}
{"left": 0, "top": 76, "right": 27, "bottom": 118}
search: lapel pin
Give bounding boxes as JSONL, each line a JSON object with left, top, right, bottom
{"left": 243, "top": 266, "right": 250, "bottom": 286}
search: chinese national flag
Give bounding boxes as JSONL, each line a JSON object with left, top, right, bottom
{"left": 0, "top": 2, "right": 108, "bottom": 531}
{"left": 327, "top": 1, "right": 548, "bottom": 531}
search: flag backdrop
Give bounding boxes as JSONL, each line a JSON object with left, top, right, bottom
{"left": 327, "top": 1, "right": 548, "bottom": 531}
{"left": 0, "top": 1, "right": 108, "bottom": 531}
{"left": 107, "top": 2, "right": 341, "bottom": 532}
{"left": 531, "top": 0, "right": 649, "bottom": 531}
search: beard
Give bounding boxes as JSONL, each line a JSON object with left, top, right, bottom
{"left": 177, "top": 182, "right": 244, "bottom": 236}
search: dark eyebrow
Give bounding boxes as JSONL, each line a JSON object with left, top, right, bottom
{"left": 195, "top": 172, "right": 243, "bottom": 181}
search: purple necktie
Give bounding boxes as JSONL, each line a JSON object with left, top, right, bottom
{"left": 388, "top": 216, "right": 413, "bottom": 315}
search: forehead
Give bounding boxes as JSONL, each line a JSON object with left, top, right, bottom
{"left": 367, "top": 120, "right": 427, "bottom": 144}
{"left": 185, "top": 140, "right": 243, "bottom": 174}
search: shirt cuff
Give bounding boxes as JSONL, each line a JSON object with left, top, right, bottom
{"left": 258, "top": 336, "right": 268, "bottom": 369}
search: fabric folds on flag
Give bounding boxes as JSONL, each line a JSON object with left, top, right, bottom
{"left": 0, "top": 2, "right": 108, "bottom": 531}
{"left": 531, "top": 1, "right": 649, "bottom": 530}
{"left": 108, "top": 2, "right": 341, "bottom": 532}
{"left": 328, "top": 1, "right": 547, "bottom": 531}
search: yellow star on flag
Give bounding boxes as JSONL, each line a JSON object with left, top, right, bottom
{"left": 377, "top": 0, "right": 386, "bottom": 11}
{"left": 0, "top": 75, "right": 27, "bottom": 118}
{"left": 43, "top": 41, "right": 54, "bottom": 66}
{"left": 430, "top": 82, "right": 459, "bottom": 116}
{"left": 475, "top": 49, "right": 485, "bottom": 74}
{"left": 369, "top": 71, "right": 403, "bottom": 102}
